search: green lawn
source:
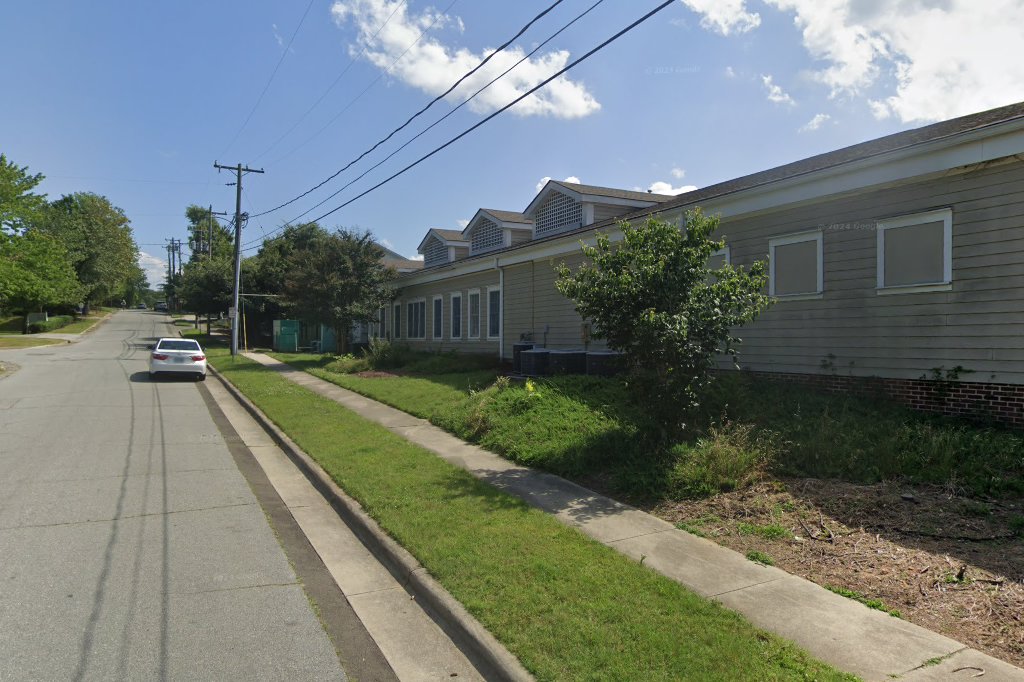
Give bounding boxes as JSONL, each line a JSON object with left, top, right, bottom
{"left": 57, "top": 315, "right": 107, "bottom": 334}
{"left": 209, "top": 350, "right": 853, "bottom": 681}
{"left": 0, "top": 336, "right": 64, "bottom": 349}
{"left": 271, "top": 348, "right": 1024, "bottom": 502}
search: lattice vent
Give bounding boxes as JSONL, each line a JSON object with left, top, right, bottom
{"left": 471, "top": 217, "right": 503, "bottom": 253}
{"left": 534, "top": 191, "right": 582, "bottom": 236}
{"left": 422, "top": 236, "right": 448, "bottom": 268}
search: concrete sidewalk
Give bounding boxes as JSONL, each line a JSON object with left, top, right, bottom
{"left": 241, "top": 351, "right": 1023, "bottom": 682}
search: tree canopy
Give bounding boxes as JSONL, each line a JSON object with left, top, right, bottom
{"left": 0, "top": 154, "right": 47, "bottom": 234}
{"left": 556, "top": 210, "right": 771, "bottom": 434}
{"left": 0, "top": 230, "right": 80, "bottom": 312}
{"left": 33, "top": 192, "right": 139, "bottom": 311}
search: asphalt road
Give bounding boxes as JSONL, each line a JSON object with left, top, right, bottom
{"left": 0, "top": 311, "right": 347, "bottom": 680}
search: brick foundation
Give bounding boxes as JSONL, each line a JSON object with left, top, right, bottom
{"left": 736, "top": 370, "right": 1024, "bottom": 428}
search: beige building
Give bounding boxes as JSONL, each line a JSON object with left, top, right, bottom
{"left": 378, "top": 102, "right": 1024, "bottom": 422}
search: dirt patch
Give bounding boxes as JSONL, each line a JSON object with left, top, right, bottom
{"left": 648, "top": 479, "right": 1024, "bottom": 668}
{"left": 354, "top": 370, "right": 401, "bottom": 379}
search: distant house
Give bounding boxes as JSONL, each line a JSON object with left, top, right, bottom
{"left": 375, "top": 101, "right": 1024, "bottom": 423}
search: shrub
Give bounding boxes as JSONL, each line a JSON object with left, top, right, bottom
{"left": 27, "top": 315, "right": 74, "bottom": 333}
{"left": 556, "top": 210, "right": 771, "bottom": 437}
{"left": 666, "top": 421, "right": 776, "bottom": 499}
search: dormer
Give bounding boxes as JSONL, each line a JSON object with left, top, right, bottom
{"left": 417, "top": 229, "right": 470, "bottom": 268}
{"left": 464, "top": 209, "right": 534, "bottom": 255}
{"left": 525, "top": 180, "right": 675, "bottom": 239}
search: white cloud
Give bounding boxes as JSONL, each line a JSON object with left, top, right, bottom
{"left": 535, "top": 175, "right": 580, "bottom": 193}
{"left": 408, "top": 253, "right": 424, "bottom": 261}
{"left": 761, "top": 74, "right": 795, "bottom": 106}
{"left": 679, "top": 0, "right": 761, "bottom": 35}
{"left": 456, "top": 218, "right": 470, "bottom": 228}
{"left": 799, "top": 113, "right": 830, "bottom": 132}
{"left": 272, "top": 23, "right": 284, "bottom": 48}
{"left": 868, "top": 99, "right": 891, "bottom": 120}
{"left": 380, "top": 237, "right": 394, "bottom": 249}
{"left": 724, "top": 66, "right": 736, "bottom": 78}
{"left": 764, "top": 0, "right": 1024, "bottom": 122}
{"left": 670, "top": 167, "right": 686, "bottom": 180}
{"left": 331, "top": 0, "right": 600, "bottom": 119}
{"left": 648, "top": 181, "right": 697, "bottom": 196}
{"left": 138, "top": 251, "right": 167, "bottom": 288}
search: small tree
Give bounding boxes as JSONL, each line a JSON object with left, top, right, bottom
{"left": 556, "top": 209, "right": 771, "bottom": 435}
{"left": 280, "top": 225, "right": 396, "bottom": 353}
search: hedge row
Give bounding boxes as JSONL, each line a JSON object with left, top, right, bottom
{"left": 27, "top": 316, "right": 75, "bottom": 333}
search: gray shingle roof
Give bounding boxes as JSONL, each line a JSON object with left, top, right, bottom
{"left": 554, "top": 181, "right": 675, "bottom": 203}
{"left": 481, "top": 209, "right": 532, "bottom": 225}
{"left": 430, "top": 228, "right": 468, "bottom": 242}
{"left": 653, "top": 100, "right": 1024, "bottom": 214}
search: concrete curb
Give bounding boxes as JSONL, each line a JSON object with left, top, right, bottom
{"left": 208, "top": 364, "right": 534, "bottom": 682}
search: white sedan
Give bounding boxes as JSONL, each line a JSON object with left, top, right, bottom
{"left": 149, "top": 338, "right": 207, "bottom": 380}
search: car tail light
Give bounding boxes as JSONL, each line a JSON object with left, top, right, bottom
{"left": 191, "top": 355, "right": 205, "bottom": 361}
{"left": 152, "top": 353, "right": 168, "bottom": 360}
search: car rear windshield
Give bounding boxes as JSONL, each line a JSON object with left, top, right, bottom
{"left": 156, "top": 340, "right": 201, "bottom": 351}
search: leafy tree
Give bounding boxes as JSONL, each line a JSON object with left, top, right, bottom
{"left": 33, "top": 192, "right": 139, "bottom": 313}
{"left": 556, "top": 210, "right": 771, "bottom": 436}
{"left": 178, "top": 255, "right": 234, "bottom": 333}
{"left": 0, "top": 153, "right": 47, "bottom": 234}
{"left": 277, "top": 223, "right": 396, "bottom": 353}
{"left": 244, "top": 222, "right": 326, "bottom": 323}
{"left": 184, "top": 204, "right": 234, "bottom": 261}
{"left": 0, "top": 230, "right": 80, "bottom": 315}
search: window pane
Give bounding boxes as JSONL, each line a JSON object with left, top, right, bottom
{"left": 408, "top": 305, "right": 414, "bottom": 338}
{"left": 393, "top": 304, "right": 401, "bottom": 337}
{"left": 451, "top": 296, "right": 461, "bottom": 337}
{"left": 469, "top": 293, "right": 480, "bottom": 337}
{"left": 433, "top": 298, "right": 442, "bottom": 338}
{"left": 488, "top": 290, "right": 500, "bottom": 337}
{"left": 774, "top": 240, "right": 818, "bottom": 295}
{"left": 884, "top": 221, "right": 944, "bottom": 286}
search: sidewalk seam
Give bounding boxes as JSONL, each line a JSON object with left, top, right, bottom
{"left": 209, "top": 364, "right": 534, "bottom": 682}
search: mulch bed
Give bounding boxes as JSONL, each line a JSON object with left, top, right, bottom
{"left": 648, "top": 479, "right": 1024, "bottom": 668}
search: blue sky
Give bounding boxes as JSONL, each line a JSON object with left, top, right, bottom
{"left": 4, "top": 0, "right": 1022, "bottom": 286}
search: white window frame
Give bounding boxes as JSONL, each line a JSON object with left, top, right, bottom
{"left": 407, "top": 298, "right": 426, "bottom": 339}
{"left": 769, "top": 230, "right": 823, "bottom": 300}
{"left": 432, "top": 295, "right": 443, "bottom": 340}
{"left": 449, "top": 292, "right": 462, "bottom": 340}
{"left": 710, "top": 245, "right": 731, "bottom": 266}
{"left": 486, "top": 285, "right": 501, "bottom": 340}
{"left": 876, "top": 208, "right": 953, "bottom": 295}
{"left": 468, "top": 288, "right": 481, "bottom": 339}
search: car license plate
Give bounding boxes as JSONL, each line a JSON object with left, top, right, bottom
{"left": 173, "top": 357, "right": 185, "bottom": 363}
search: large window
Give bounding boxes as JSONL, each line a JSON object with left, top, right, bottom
{"left": 393, "top": 303, "right": 401, "bottom": 338}
{"left": 450, "top": 293, "right": 462, "bottom": 339}
{"left": 468, "top": 289, "right": 480, "bottom": 338}
{"left": 407, "top": 300, "right": 426, "bottom": 339}
{"left": 487, "top": 287, "right": 501, "bottom": 339}
{"left": 432, "top": 296, "right": 443, "bottom": 339}
{"left": 876, "top": 208, "right": 952, "bottom": 294}
{"left": 769, "top": 231, "right": 823, "bottom": 298}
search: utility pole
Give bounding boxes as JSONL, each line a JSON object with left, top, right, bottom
{"left": 214, "top": 161, "right": 264, "bottom": 356}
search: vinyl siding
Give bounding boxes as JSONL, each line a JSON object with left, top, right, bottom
{"left": 392, "top": 270, "right": 499, "bottom": 355}
{"left": 593, "top": 202, "right": 635, "bottom": 224}
{"left": 393, "top": 156, "right": 1024, "bottom": 380}
{"left": 723, "top": 158, "right": 1024, "bottom": 382}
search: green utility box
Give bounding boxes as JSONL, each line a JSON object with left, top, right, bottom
{"left": 273, "top": 319, "right": 299, "bottom": 352}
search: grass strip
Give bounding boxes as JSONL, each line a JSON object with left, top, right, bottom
{"left": 210, "top": 351, "right": 853, "bottom": 681}
{"left": 58, "top": 315, "right": 105, "bottom": 334}
{"left": 0, "top": 337, "right": 64, "bottom": 349}
{"left": 825, "top": 585, "right": 901, "bottom": 618}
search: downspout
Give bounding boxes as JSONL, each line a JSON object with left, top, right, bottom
{"left": 496, "top": 256, "right": 504, "bottom": 361}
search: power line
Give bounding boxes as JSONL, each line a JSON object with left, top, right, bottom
{"left": 241, "top": 0, "right": 606, "bottom": 251}
{"left": 253, "top": 0, "right": 409, "bottom": 162}
{"left": 252, "top": 0, "right": 565, "bottom": 219}
{"left": 218, "top": 0, "right": 317, "bottom": 159}
{"left": 270, "top": 0, "right": 459, "bottom": 166}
